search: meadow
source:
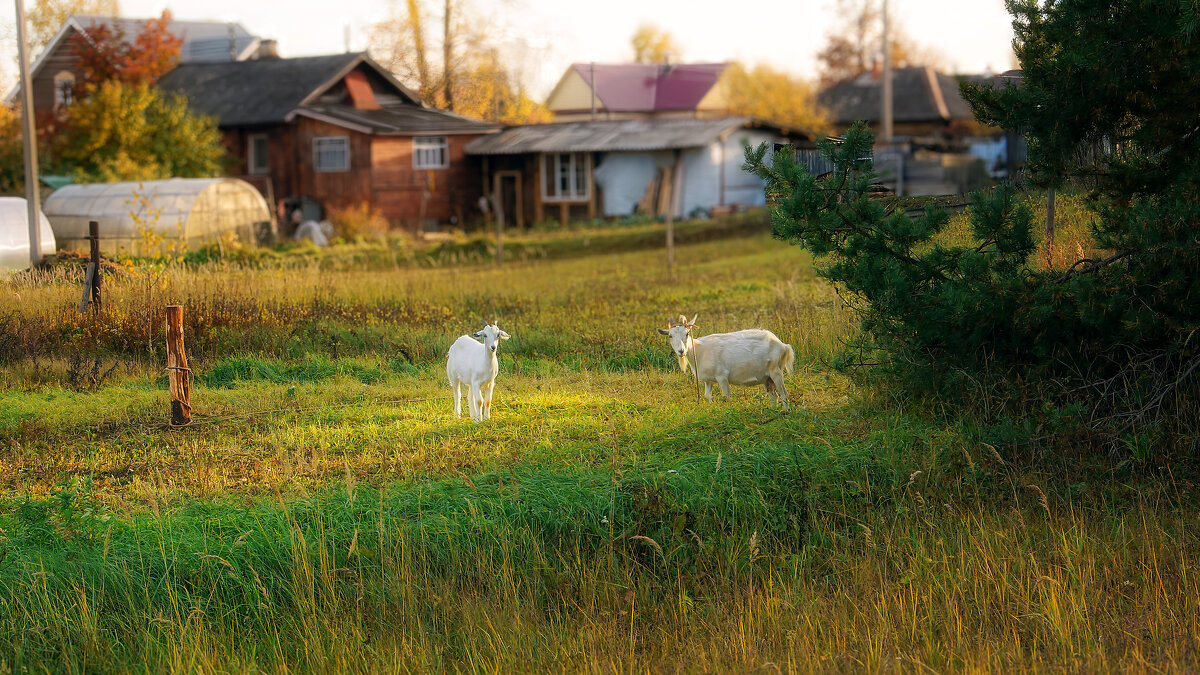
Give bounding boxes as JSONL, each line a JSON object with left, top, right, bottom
{"left": 1, "top": 214, "right": 1197, "bottom": 673}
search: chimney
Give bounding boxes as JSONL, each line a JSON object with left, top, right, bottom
{"left": 255, "top": 39, "right": 279, "bottom": 59}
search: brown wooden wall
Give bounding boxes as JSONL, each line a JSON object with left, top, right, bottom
{"left": 222, "top": 122, "right": 488, "bottom": 229}
{"left": 28, "top": 28, "right": 86, "bottom": 114}
{"left": 370, "top": 134, "right": 484, "bottom": 228}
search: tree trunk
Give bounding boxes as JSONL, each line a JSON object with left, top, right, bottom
{"left": 442, "top": 0, "right": 453, "bottom": 110}
{"left": 407, "top": 0, "right": 431, "bottom": 98}
{"left": 1044, "top": 187, "right": 1056, "bottom": 269}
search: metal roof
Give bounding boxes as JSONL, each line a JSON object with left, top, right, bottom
{"left": 464, "top": 117, "right": 788, "bottom": 155}
{"left": 567, "top": 62, "right": 728, "bottom": 112}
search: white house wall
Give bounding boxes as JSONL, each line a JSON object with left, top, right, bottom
{"left": 593, "top": 151, "right": 676, "bottom": 217}
{"left": 591, "top": 129, "right": 777, "bottom": 219}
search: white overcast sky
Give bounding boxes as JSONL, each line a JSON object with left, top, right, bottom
{"left": 2, "top": 0, "right": 1016, "bottom": 98}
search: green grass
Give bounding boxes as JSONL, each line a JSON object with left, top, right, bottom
{"left": 1, "top": 227, "right": 1197, "bottom": 673}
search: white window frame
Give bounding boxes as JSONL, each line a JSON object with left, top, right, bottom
{"left": 53, "top": 71, "right": 75, "bottom": 107}
{"left": 248, "top": 133, "right": 270, "bottom": 175}
{"left": 412, "top": 136, "right": 449, "bottom": 170}
{"left": 313, "top": 136, "right": 350, "bottom": 173}
{"left": 540, "top": 152, "right": 590, "bottom": 202}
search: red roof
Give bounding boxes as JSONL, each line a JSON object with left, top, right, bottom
{"left": 570, "top": 63, "right": 728, "bottom": 112}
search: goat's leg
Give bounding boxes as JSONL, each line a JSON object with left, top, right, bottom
{"left": 452, "top": 379, "right": 462, "bottom": 418}
{"left": 770, "top": 371, "right": 789, "bottom": 407}
{"left": 704, "top": 382, "right": 713, "bottom": 402}
{"left": 483, "top": 381, "right": 494, "bottom": 420}
{"left": 717, "top": 376, "right": 731, "bottom": 399}
{"left": 468, "top": 383, "right": 482, "bottom": 422}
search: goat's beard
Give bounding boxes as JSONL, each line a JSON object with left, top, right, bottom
{"left": 677, "top": 354, "right": 689, "bottom": 372}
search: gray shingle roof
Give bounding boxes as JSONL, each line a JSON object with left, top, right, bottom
{"left": 295, "top": 104, "right": 500, "bottom": 135}
{"left": 464, "top": 117, "right": 792, "bottom": 155}
{"left": 818, "top": 66, "right": 978, "bottom": 126}
{"left": 157, "top": 53, "right": 410, "bottom": 127}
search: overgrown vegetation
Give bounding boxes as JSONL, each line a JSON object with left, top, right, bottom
{"left": 2, "top": 232, "right": 1198, "bottom": 672}
{"left": 746, "top": 0, "right": 1200, "bottom": 457}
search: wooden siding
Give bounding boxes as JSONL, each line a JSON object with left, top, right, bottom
{"left": 28, "top": 27, "right": 86, "bottom": 114}
{"left": 370, "top": 134, "right": 483, "bottom": 228}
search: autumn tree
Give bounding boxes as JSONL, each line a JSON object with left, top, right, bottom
{"left": 25, "top": 0, "right": 119, "bottom": 56}
{"left": 48, "top": 80, "right": 223, "bottom": 182}
{"left": 0, "top": 105, "right": 24, "bottom": 195}
{"left": 71, "top": 9, "right": 181, "bottom": 90}
{"left": 723, "top": 63, "right": 828, "bottom": 136}
{"left": 631, "top": 23, "right": 681, "bottom": 64}
{"left": 368, "top": 0, "right": 550, "bottom": 123}
{"left": 815, "top": 0, "right": 944, "bottom": 88}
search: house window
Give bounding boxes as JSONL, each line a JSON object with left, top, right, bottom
{"left": 248, "top": 134, "right": 269, "bottom": 175}
{"left": 313, "top": 136, "right": 350, "bottom": 172}
{"left": 413, "top": 136, "right": 449, "bottom": 169}
{"left": 540, "top": 152, "right": 590, "bottom": 202}
{"left": 53, "top": 71, "right": 75, "bottom": 107}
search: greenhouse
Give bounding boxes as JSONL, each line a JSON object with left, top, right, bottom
{"left": 0, "top": 197, "right": 57, "bottom": 273}
{"left": 42, "top": 178, "right": 273, "bottom": 256}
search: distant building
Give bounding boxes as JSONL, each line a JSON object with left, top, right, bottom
{"left": 818, "top": 65, "right": 982, "bottom": 142}
{"left": 545, "top": 62, "right": 733, "bottom": 121}
{"left": 4, "top": 14, "right": 264, "bottom": 112}
{"left": 157, "top": 52, "right": 500, "bottom": 230}
{"left": 465, "top": 117, "right": 809, "bottom": 225}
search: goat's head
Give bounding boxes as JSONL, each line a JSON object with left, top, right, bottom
{"left": 473, "top": 322, "right": 511, "bottom": 353}
{"left": 656, "top": 314, "right": 696, "bottom": 371}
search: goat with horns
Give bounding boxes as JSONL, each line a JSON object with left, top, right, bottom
{"left": 657, "top": 315, "right": 794, "bottom": 407}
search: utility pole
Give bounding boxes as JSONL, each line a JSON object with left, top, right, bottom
{"left": 881, "top": 0, "right": 893, "bottom": 145}
{"left": 15, "top": 0, "right": 42, "bottom": 266}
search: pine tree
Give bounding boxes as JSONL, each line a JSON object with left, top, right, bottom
{"left": 746, "top": 0, "right": 1200, "bottom": 453}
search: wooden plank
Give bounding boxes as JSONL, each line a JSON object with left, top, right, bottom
{"left": 78, "top": 262, "right": 95, "bottom": 315}
{"left": 533, "top": 156, "right": 544, "bottom": 224}
{"left": 165, "top": 305, "right": 192, "bottom": 426}
{"left": 587, "top": 153, "right": 596, "bottom": 219}
{"left": 88, "top": 221, "right": 101, "bottom": 310}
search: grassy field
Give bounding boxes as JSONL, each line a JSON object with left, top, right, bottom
{"left": 1, "top": 220, "right": 1197, "bottom": 673}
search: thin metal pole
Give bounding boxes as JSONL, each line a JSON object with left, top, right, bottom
{"left": 881, "top": 0, "right": 893, "bottom": 145}
{"left": 14, "top": 0, "right": 42, "bottom": 267}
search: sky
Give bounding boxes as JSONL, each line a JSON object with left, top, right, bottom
{"left": 1, "top": 0, "right": 1016, "bottom": 99}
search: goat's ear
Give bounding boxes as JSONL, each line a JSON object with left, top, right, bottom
{"left": 473, "top": 330, "right": 485, "bottom": 338}
{"left": 498, "top": 330, "right": 511, "bottom": 340}
{"left": 686, "top": 314, "right": 697, "bottom": 327}
{"left": 657, "top": 328, "right": 670, "bottom": 336}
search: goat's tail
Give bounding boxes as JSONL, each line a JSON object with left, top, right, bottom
{"left": 780, "top": 343, "right": 795, "bottom": 376}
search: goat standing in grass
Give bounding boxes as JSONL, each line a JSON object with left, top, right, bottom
{"left": 447, "top": 322, "right": 511, "bottom": 422}
{"left": 657, "top": 314, "right": 794, "bottom": 407}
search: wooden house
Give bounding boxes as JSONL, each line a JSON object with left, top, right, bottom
{"left": 545, "top": 62, "right": 732, "bottom": 121}
{"left": 465, "top": 117, "right": 809, "bottom": 226}
{"left": 156, "top": 52, "right": 500, "bottom": 230}
{"left": 818, "top": 66, "right": 982, "bottom": 142}
{"left": 4, "top": 14, "right": 262, "bottom": 113}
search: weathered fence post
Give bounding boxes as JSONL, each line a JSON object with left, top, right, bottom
{"left": 88, "top": 221, "right": 101, "bottom": 310}
{"left": 165, "top": 305, "right": 191, "bottom": 426}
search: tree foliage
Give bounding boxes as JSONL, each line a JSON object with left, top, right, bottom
{"left": 723, "top": 63, "right": 828, "bottom": 136}
{"left": 815, "top": 0, "right": 945, "bottom": 88}
{"left": 48, "top": 80, "right": 224, "bottom": 182}
{"left": 631, "top": 23, "right": 681, "bottom": 64}
{"left": 25, "top": 0, "right": 119, "bottom": 56}
{"left": 0, "top": 106, "right": 24, "bottom": 195}
{"left": 70, "top": 10, "right": 181, "bottom": 90}
{"left": 748, "top": 0, "right": 1200, "bottom": 452}
{"left": 367, "top": 0, "right": 550, "bottom": 124}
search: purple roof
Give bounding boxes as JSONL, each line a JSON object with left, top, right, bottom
{"left": 570, "top": 63, "right": 728, "bottom": 112}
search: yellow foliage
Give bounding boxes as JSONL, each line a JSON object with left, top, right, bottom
{"left": 631, "top": 23, "right": 682, "bottom": 64}
{"left": 723, "top": 63, "right": 830, "bottom": 137}
{"left": 329, "top": 202, "right": 391, "bottom": 239}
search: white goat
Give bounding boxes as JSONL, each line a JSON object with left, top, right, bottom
{"left": 447, "top": 322, "right": 511, "bottom": 422}
{"left": 657, "top": 314, "right": 794, "bottom": 406}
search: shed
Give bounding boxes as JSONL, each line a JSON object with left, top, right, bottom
{"left": 465, "top": 117, "right": 811, "bottom": 225}
{"left": 42, "top": 178, "right": 272, "bottom": 255}
{"left": 0, "top": 198, "right": 57, "bottom": 273}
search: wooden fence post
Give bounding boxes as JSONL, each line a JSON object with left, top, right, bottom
{"left": 88, "top": 221, "right": 101, "bottom": 310}
{"left": 165, "top": 305, "right": 191, "bottom": 426}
